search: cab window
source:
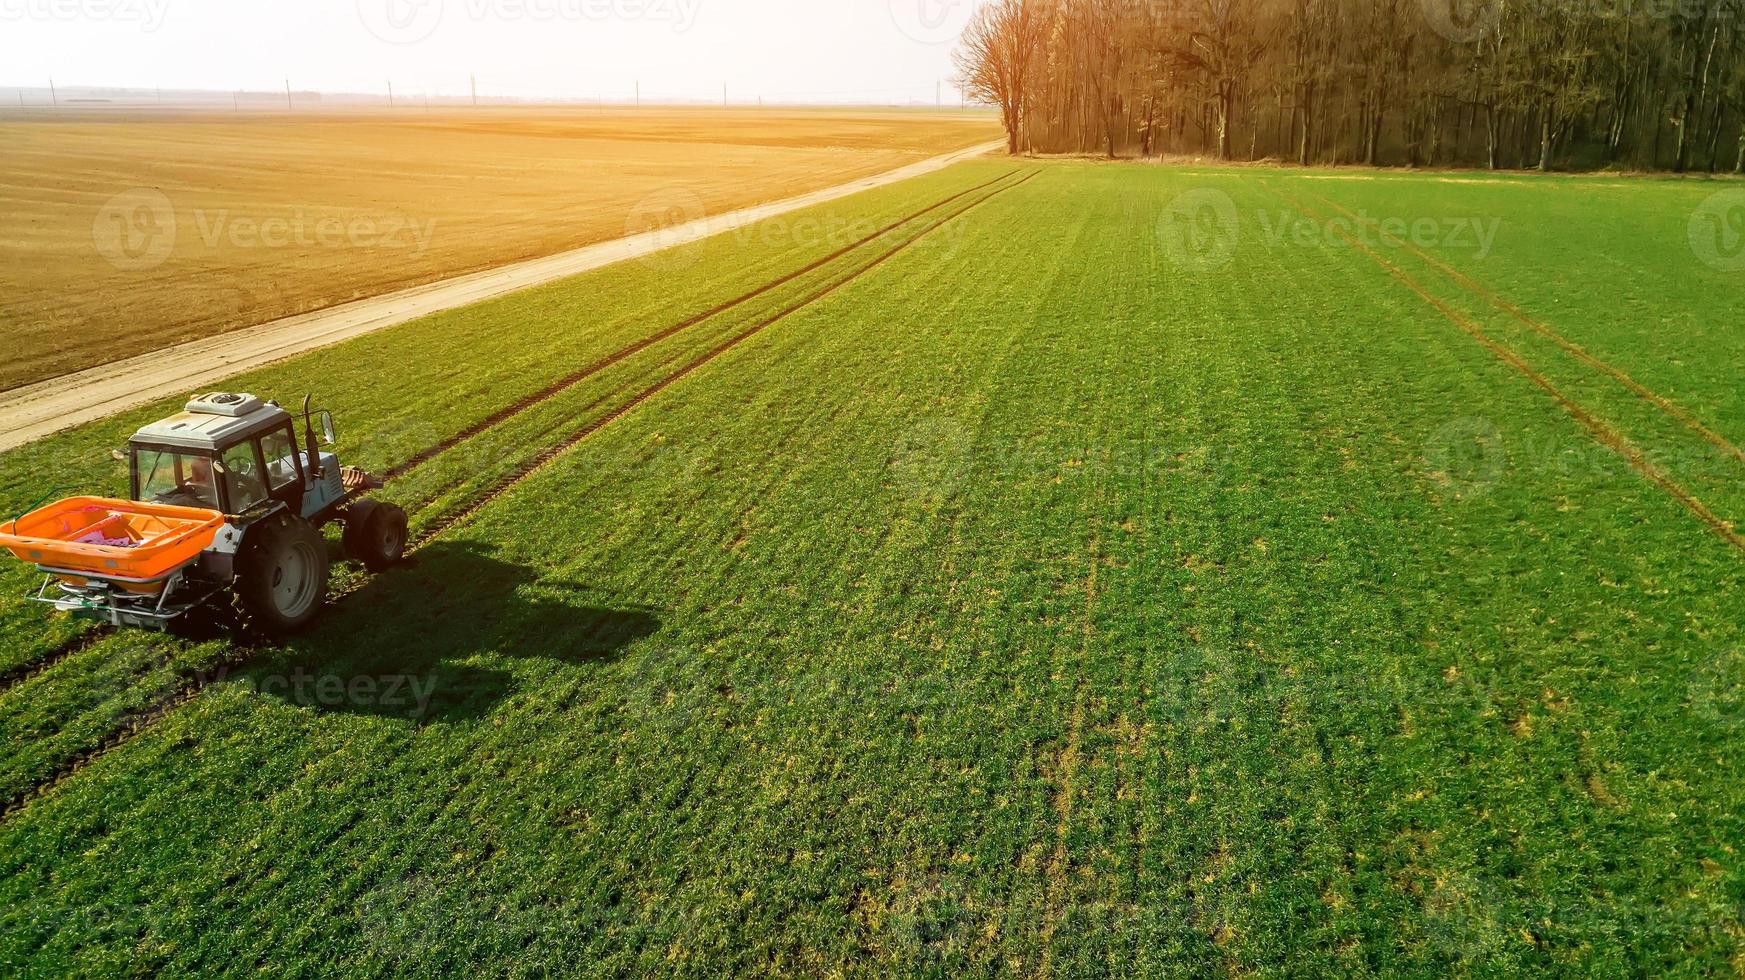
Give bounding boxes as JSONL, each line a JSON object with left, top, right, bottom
{"left": 259, "top": 428, "right": 301, "bottom": 491}
{"left": 219, "top": 442, "right": 268, "bottom": 513}
{"left": 136, "top": 449, "right": 219, "bottom": 510}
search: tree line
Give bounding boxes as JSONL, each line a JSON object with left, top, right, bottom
{"left": 955, "top": 0, "right": 1745, "bottom": 172}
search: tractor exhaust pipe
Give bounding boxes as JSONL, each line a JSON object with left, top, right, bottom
{"left": 302, "top": 394, "right": 320, "bottom": 470}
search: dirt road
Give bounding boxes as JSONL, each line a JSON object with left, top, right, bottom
{"left": 0, "top": 140, "right": 1003, "bottom": 453}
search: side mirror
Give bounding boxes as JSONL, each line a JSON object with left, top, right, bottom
{"left": 318, "top": 411, "right": 337, "bottom": 446}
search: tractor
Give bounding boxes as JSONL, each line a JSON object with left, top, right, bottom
{"left": 0, "top": 393, "right": 407, "bottom": 634}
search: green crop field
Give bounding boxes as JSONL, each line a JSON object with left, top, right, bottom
{"left": 1, "top": 159, "right": 1742, "bottom": 975}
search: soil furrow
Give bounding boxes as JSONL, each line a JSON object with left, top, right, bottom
{"left": 409, "top": 171, "right": 1040, "bottom": 549}
{"left": 1272, "top": 184, "right": 1745, "bottom": 555}
{"left": 1300, "top": 188, "right": 1745, "bottom": 469}
{"left": 0, "top": 629, "right": 113, "bottom": 697}
{"left": 383, "top": 168, "right": 1024, "bottom": 482}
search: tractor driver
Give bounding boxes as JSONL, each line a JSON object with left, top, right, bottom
{"left": 162, "top": 454, "right": 265, "bottom": 512}
{"left": 168, "top": 457, "right": 221, "bottom": 511}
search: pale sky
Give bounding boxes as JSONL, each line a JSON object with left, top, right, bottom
{"left": 0, "top": 0, "right": 982, "bottom": 104}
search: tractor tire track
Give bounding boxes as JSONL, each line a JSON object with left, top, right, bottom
{"left": 1299, "top": 188, "right": 1745, "bottom": 470}
{"left": 1, "top": 671, "right": 209, "bottom": 819}
{"left": 408, "top": 170, "right": 1040, "bottom": 549}
{"left": 0, "top": 170, "right": 1040, "bottom": 824}
{"left": 383, "top": 168, "right": 1026, "bottom": 482}
{"left": 0, "top": 171, "right": 1022, "bottom": 701}
{"left": 376, "top": 170, "right": 1022, "bottom": 510}
{"left": 0, "top": 628, "right": 113, "bottom": 697}
{"left": 1038, "top": 520, "right": 1102, "bottom": 976}
{"left": 1270, "top": 184, "right": 1745, "bottom": 555}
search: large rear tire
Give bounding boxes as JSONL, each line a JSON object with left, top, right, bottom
{"left": 237, "top": 514, "right": 329, "bottom": 635}
{"left": 343, "top": 500, "right": 409, "bottom": 572}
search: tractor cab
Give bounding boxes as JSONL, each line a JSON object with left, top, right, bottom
{"left": 126, "top": 393, "right": 347, "bottom": 522}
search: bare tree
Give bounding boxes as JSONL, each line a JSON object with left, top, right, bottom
{"left": 955, "top": 0, "right": 1051, "bottom": 155}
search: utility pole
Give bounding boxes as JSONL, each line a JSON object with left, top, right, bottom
{"left": 723, "top": 82, "right": 727, "bottom": 107}
{"left": 937, "top": 79, "right": 941, "bottom": 108}
{"left": 234, "top": 90, "right": 240, "bottom": 112}
{"left": 471, "top": 74, "right": 478, "bottom": 107}
{"left": 284, "top": 79, "right": 293, "bottom": 111}
{"left": 635, "top": 80, "right": 640, "bottom": 107}
{"left": 48, "top": 78, "right": 57, "bottom": 107}
{"left": 388, "top": 80, "right": 394, "bottom": 108}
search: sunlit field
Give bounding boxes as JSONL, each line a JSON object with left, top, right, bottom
{"left": 2, "top": 158, "right": 1742, "bottom": 973}
{"left": 0, "top": 106, "right": 998, "bottom": 389}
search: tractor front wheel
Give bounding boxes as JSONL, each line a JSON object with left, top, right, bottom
{"left": 343, "top": 500, "right": 409, "bottom": 572}
{"left": 237, "top": 514, "right": 330, "bottom": 635}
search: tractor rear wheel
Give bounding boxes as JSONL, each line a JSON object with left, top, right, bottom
{"left": 237, "top": 514, "right": 330, "bottom": 635}
{"left": 343, "top": 500, "right": 409, "bottom": 572}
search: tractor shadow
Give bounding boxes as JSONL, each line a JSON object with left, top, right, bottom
{"left": 248, "top": 540, "right": 661, "bottom": 724}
